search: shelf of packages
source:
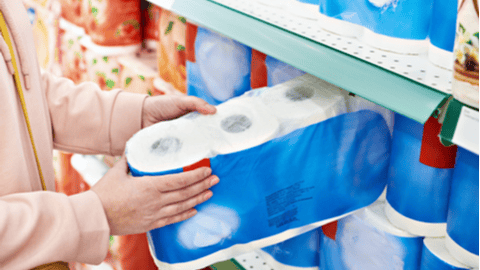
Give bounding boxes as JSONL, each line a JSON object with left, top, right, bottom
{"left": 147, "top": 0, "right": 449, "bottom": 125}
{"left": 440, "top": 98, "right": 479, "bottom": 155}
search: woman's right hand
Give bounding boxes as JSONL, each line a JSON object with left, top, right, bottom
{"left": 91, "top": 155, "right": 218, "bottom": 235}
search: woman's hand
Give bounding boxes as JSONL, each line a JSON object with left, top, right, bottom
{"left": 142, "top": 95, "right": 216, "bottom": 128}
{"left": 91, "top": 155, "right": 219, "bottom": 235}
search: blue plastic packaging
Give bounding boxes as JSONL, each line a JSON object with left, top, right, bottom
{"left": 129, "top": 110, "right": 391, "bottom": 269}
{"left": 261, "top": 229, "right": 320, "bottom": 269}
{"left": 385, "top": 113, "right": 454, "bottom": 236}
{"left": 420, "top": 238, "right": 469, "bottom": 270}
{"left": 445, "top": 147, "right": 479, "bottom": 268}
{"left": 265, "top": 56, "right": 306, "bottom": 87}
{"left": 187, "top": 26, "right": 251, "bottom": 105}
{"left": 320, "top": 201, "right": 423, "bottom": 270}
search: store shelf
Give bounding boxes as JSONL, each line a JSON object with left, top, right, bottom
{"left": 440, "top": 99, "right": 479, "bottom": 155}
{"left": 153, "top": 0, "right": 451, "bottom": 124}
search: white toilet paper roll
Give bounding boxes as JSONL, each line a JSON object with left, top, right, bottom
{"left": 208, "top": 97, "right": 280, "bottom": 155}
{"left": 261, "top": 74, "right": 347, "bottom": 137}
{"left": 363, "top": 201, "right": 418, "bottom": 238}
{"left": 126, "top": 113, "right": 213, "bottom": 173}
{"left": 289, "top": 0, "right": 320, "bottom": 20}
{"left": 421, "top": 237, "right": 470, "bottom": 270}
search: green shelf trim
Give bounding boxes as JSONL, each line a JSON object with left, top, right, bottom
{"left": 209, "top": 259, "right": 246, "bottom": 270}
{"left": 440, "top": 98, "right": 479, "bottom": 154}
{"left": 171, "top": 0, "right": 449, "bottom": 124}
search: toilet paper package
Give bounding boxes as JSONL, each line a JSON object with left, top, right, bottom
{"left": 81, "top": 36, "right": 138, "bottom": 90}
{"left": 126, "top": 74, "right": 392, "bottom": 269}
{"left": 118, "top": 54, "right": 159, "bottom": 95}
{"left": 187, "top": 25, "right": 251, "bottom": 105}
{"left": 385, "top": 113, "right": 454, "bottom": 237}
{"left": 318, "top": 0, "right": 433, "bottom": 53}
{"left": 259, "top": 228, "right": 320, "bottom": 270}
{"left": 83, "top": 0, "right": 142, "bottom": 47}
{"left": 24, "top": 0, "right": 60, "bottom": 72}
{"left": 59, "top": 0, "right": 85, "bottom": 28}
{"left": 157, "top": 9, "right": 187, "bottom": 93}
{"left": 290, "top": 0, "right": 320, "bottom": 20}
{"left": 59, "top": 18, "right": 88, "bottom": 84}
{"left": 451, "top": 0, "right": 479, "bottom": 108}
{"left": 142, "top": 1, "right": 161, "bottom": 50}
{"left": 420, "top": 237, "right": 470, "bottom": 270}
{"left": 320, "top": 201, "right": 424, "bottom": 270}
{"left": 265, "top": 55, "right": 306, "bottom": 87}
{"left": 428, "top": 0, "right": 458, "bottom": 69}
{"left": 446, "top": 147, "right": 479, "bottom": 268}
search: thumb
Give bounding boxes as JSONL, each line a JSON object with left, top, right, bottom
{"left": 113, "top": 153, "right": 129, "bottom": 174}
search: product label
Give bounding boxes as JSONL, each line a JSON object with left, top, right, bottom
{"left": 452, "top": 106, "right": 479, "bottom": 154}
{"left": 265, "top": 181, "right": 314, "bottom": 228}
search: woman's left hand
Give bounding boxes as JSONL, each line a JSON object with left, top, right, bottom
{"left": 141, "top": 95, "right": 216, "bottom": 128}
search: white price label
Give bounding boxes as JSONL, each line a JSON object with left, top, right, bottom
{"left": 147, "top": 0, "right": 175, "bottom": 10}
{"left": 452, "top": 106, "right": 479, "bottom": 155}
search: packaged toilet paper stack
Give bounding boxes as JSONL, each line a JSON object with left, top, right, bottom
{"left": 259, "top": 229, "right": 320, "bottom": 270}
{"left": 126, "top": 73, "right": 393, "bottom": 269}
{"left": 142, "top": 1, "right": 161, "bottom": 51}
{"left": 420, "top": 237, "right": 470, "bottom": 270}
{"left": 445, "top": 146, "right": 479, "bottom": 269}
{"left": 83, "top": 0, "right": 142, "bottom": 47}
{"left": 58, "top": 18, "right": 89, "bottom": 84}
{"left": 23, "top": 0, "right": 60, "bottom": 72}
{"left": 59, "top": 0, "right": 85, "bottom": 29}
{"left": 318, "top": 0, "right": 433, "bottom": 54}
{"left": 118, "top": 54, "right": 159, "bottom": 95}
{"left": 158, "top": 9, "right": 187, "bottom": 93}
{"left": 320, "top": 200, "right": 424, "bottom": 270}
{"left": 427, "top": 0, "right": 459, "bottom": 69}
{"left": 186, "top": 23, "right": 251, "bottom": 105}
{"left": 385, "top": 113, "right": 455, "bottom": 237}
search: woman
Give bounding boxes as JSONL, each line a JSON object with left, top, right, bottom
{"left": 0, "top": 1, "right": 218, "bottom": 268}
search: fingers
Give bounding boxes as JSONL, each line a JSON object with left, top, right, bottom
{"left": 160, "top": 190, "right": 213, "bottom": 218}
{"left": 179, "top": 96, "right": 216, "bottom": 115}
{"left": 113, "top": 154, "right": 129, "bottom": 174}
{"left": 152, "top": 209, "right": 198, "bottom": 229}
{"left": 162, "top": 175, "right": 219, "bottom": 204}
{"left": 151, "top": 167, "right": 213, "bottom": 192}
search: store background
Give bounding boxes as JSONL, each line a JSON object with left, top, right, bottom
{"left": 23, "top": 0, "right": 478, "bottom": 269}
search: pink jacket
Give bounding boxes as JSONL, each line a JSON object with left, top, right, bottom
{"left": 0, "top": 1, "right": 147, "bottom": 268}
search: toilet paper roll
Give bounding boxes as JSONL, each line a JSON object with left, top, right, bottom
{"left": 420, "top": 237, "right": 470, "bottom": 270}
{"left": 207, "top": 97, "right": 280, "bottom": 155}
{"left": 126, "top": 114, "right": 213, "bottom": 175}
{"left": 59, "top": 0, "right": 85, "bottom": 28}
{"left": 143, "top": 2, "right": 161, "bottom": 50}
{"left": 289, "top": 0, "right": 320, "bottom": 20}
{"left": 385, "top": 113, "right": 454, "bottom": 237}
{"left": 318, "top": 0, "right": 364, "bottom": 38}
{"left": 59, "top": 19, "right": 88, "bottom": 84}
{"left": 261, "top": 74, "right": 348, "bottom": 137}
{"left": 427, "top": 0, "right": 458, "bottom": 69}
{"left": 83, "top": 0, "right": 142, "bottom": 47}
{"left": 446, "top": 147, "right": 479, "bottom": 269}
{"left": 321, "top": 201, "right": 424, "bottom": 270}
{"left": 260, "top": 228, "right": 320, "bottom": 270}
{"left": 187, "top": 26, "right": 251, "bottom": 105}
{"left": 360, "top": 0, "right": 433, "bottom": 54}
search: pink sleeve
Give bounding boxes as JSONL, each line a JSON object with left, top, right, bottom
{"left": 0, "top": 190, "right": 110, "bottom": 268}
{"left": 42, "top": 72, "right": 147, "bottom": 156}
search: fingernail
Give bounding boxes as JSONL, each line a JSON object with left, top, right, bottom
{"left": 204, "top": 191, "right": 213, "bottom": 200}
{"left": 204, "top": 168, "right": 212, "bottom": 177}
{"left": 210, "top": 176, "right": 219, "bottom": 186}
